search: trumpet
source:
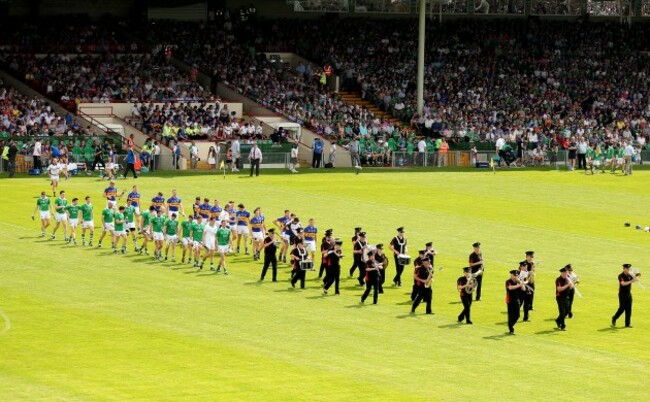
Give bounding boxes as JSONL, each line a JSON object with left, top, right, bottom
{"left": 517, "top": 271, "right": 535, "bottom": 293}
{"left": 631, "top": 269, "right": 645, "bottom": 289}
{"left": 568, "top": 272, "right": 583, "bottom": 299}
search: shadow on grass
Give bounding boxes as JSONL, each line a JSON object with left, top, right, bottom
{"left": 305, "top": 295, "right": 327, "bottom": 300}
{"left": 395, "top": 300, "right": 414, "bottom": 305}
{"left": 494, "top": 321, "right": 508, "bottom": 325}
{"left": 448, "top": 301, "right": 462, "bottom": 305}
{"left": 273, "top": 288, "right": 301, "bottom": 293}
{"left": 439, "top": 323, "right": 464, "bottom": 329}
{"left": 483, "top": 333, "right": 512, "bottom": 341}
{"left": 396, "top": 313, "right": 418, "bottom": 319}
{"left": 597, "top": 327, "right": 619, "bottom": 332}
{"left": 344, "top": 304, "right": 365, "bottom": 309}
{"left": 535, "top": 329, "right": 560, "bottom": 335}
{"left": 243, "top": 281, "right": 264, "bottom": 286}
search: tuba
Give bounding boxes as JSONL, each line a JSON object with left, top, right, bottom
{"left": 465, "top": 269, "right": 483, "bottom": 293}
{"left": 424, "top": 265, "right": 434, "bottom": 288}
{"left": 518, "top": 270, "right": 535, "bottom": 293}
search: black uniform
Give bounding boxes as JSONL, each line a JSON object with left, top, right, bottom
{"left": 566, "top": 276, "right": 576, "bottom": 319}
{"left": 290, "top": 246, "right": 308, "bottom": 289}
{"left": 519, "top": 269, "right": 533, "bottom": 321}
{"left": 319, "top": 239, "right": 332, "bottom": 279}
{"left": 361, "top": 259, "right": 380, "bottom": 304}
{"left": 376, "top": 252, "right": 388, "bottom": 293}
{"left": 411, "top": 265, "right": 432, "bottom": 314}
{"left": 525, "top": 260, "right": 536, "bottom": 309}
{"left": 391, "top": 235, "right": 407, "bottom": 286}
{"left": 612, "top": 272, "right": 634, "bottom": 327}
{"left": 555, "top": 276, "right": 571, "bottom": 330}
{"left": 324, "top": 248, "right": 342, "bottom": 294}
{"left": 260, "top": 235, "right": 278, "bottom": 281}
{"left": 469, "top": 251, "right": 484, "bottom": 301}
{"left": 457, "top": 276, "right": 472, "bottom": 323}
{"left": 92, "top": 143, "right": 105, "bottom": 171}
{"left": 506, "top": 278, "right": 522, "bottom": 334}
{"left": 410, "top": 256, "right": 423, "bottom": 301}
{"left": 349, "top": 239, "right": 366, "bottom": 285}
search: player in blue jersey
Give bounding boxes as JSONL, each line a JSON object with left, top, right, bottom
{"left": 210, "top": 199, "right": 223, "bottom": 224}
{"left": 103, "top": 180, "right": 125, "bottom": 208}
{"left": 127, "top": 184, "right": 142, "bottom": 232}
{"left": 235, "top": 203, "right": 251, "bottom": 254}
{"left": 151, "top": 192, "right": 165, "bottom": 212}
{"left": 303, "top": 218, "right": 318, "bottom": 262}
{"left": 166, "top": 189, "right": 185, "bottom": 219}
{"left": 198, "top": 197, "right": 212, "bottom": 219}
{"left": 249, "top": 207, "right": 266, "bottom": 260}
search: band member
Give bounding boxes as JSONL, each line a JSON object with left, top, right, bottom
{"left": 375, "top": 244, "right": 389, "bottom": 293}
{"left": 349, "top": 231, "right": 367, "bottom": 286}
{"left": 389, "top": 227, "right": 408, "bottom": 286}
{"left": 260, "top": 229, "right": 278, "bottom": 282}
{"left": 324, "top": 239, "right": 344, "bottom": 295}
{"left": 318, "top": 229, "right": 333, "bottom": 279}
{"left": 424, "top": 242, "right": 436, "bottom": 265}
{"left": 565, "top": 264, "right": 576, "bottom": 318}
{"left": 555, "top": 267, "right": 573, "bottom": 331}
{"left": 411, "top": 258, "right": 433, "bottom": 314}
{"left": 348, "top": 227, "right": 362, "bottom": 277}
{"left": 457, "top": 267, "right": 473, "bottom": 324}
{"left": 518, "top": 261, "right": 533, "bottom": 322}
{"left": 290, "top": 240, "right": 309, "bottom": 289}
{"left": 506, "top": 270, "right": 525, "bottom": 335}
{"left": 411, "top": 250, "right": 426, "bottom": 301}
{"left": 468, "top": 242, "right": 484, "bottom": 301}
{"left": 611, "top": 264, "right": 638, "bottom": 328}
{"left": 524, "top": 251, "right": 537, "bottom": 309}
{"left": 361, "top": 251, "right": 381, "bottom": 304}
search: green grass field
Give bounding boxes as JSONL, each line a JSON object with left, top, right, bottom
{"left": 1, "top": 168, "right": 649, "bottom": 401}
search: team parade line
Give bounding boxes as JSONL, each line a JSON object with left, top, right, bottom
{"left": 31, "top": 181, "right": 642, "bottom": 336}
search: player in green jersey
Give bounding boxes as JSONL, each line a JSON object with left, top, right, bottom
{"left": 150, "top": 208, "right": 167, "bottom": 260}
{"left": 138, "top": 205, "right": 155, "bottom": 255}
{"left": 192, "top": 215, "right": 206, "bottom": 268}
{"left": 180, "top": 215, "right": 194, "bottom": 264}
{"left": 51, "top": 190, "right": 69, "bottom": 241}
{"left": 32, "top": 191, "right": 53, "bottom": 237}
{"left": 164, "top": 213, "right": 180, "bottom": 262}
{"left": 113, "top": 206, "right": 127, "bottom": 254}
{"left": 65, "top": 197, "right": 81, "bottom": 245}
{"left": 123, "top": 204, "right": 138, "bottom": 251}
{"left": 215, "top": 219, "right": 232, "bottom": 274}
{"left": 97, "top": 201, "right": 115, "bottom": 249}
{"left": 80, "top": 196, "right": 95, "bottom": 246}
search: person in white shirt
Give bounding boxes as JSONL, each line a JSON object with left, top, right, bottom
{"left": 201, "top": 217, "right": 218, "bottom": 270}
{"left": 153, "top": 142, "right": 161, "bottom": 172}
{"left": 417, "top": 138, "right": 426, "bottom": 166}
{"left": 33, "top": 140, "right": 42, "bottom": 172}
{"left": 622, "top": 141, "right": 636, "bottom": 175}
{"left": 189, "top": 141, "right": 199, "bottom": 169}
{"left": 47, "top": 157, "right": 63, "bottom": 196}
{"left": 249, "top": 142, "right": 263, "bottom": 177}
{"left": 289, "top": 142, "right": 299, "bottom": 173}
{"left": 495, "top": 136, "right": 506, "bottom": 167}
{"left": 328, "top": 141, "right": 337, "bottom": 167}
{"left": 230, "top": 138, "right": 241, "bottom": 172}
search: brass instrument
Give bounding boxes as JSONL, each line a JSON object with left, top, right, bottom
{"left": 631, "top": 269, "right": 645, "bottom": 289}
{"left": 567, "top": 272, "right": 583, "bottom": 298}
{"left": 424, "top": 265, "right": 434, "bottom": 289}
{"left": 465, "top": 269, "right": 483, "bottom": 294}
{"left": 362, "top": 243, "right": 375, "bottom": 262}
{"left": 517, "top": 271, "right": 535, "bottom": 293}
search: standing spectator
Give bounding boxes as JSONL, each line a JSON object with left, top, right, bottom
{"left": 207, "top": 146, "right": 218, "bottom": 170}
{"left": 230, "top": 137, "right": 241, "bottom": 172}
{"left": 91, "top": 139, "right": 105, "bottom": 172}
{"left": 312, "top": 138, "right": 324, "bottom": 168}
{"left": 189, "top": 141, "right": 199, "bottom": 170}
{"left": 348, "top": 137, "right": 360, "bottom": 168}
{"left": 623, "top": 141, "right": 636, "bottom": 175}
{"left": 417, "top": 137, "right": 426, "bottom": 166}
{"left": 577, "top": 137, "right": 588, "bottom": 170}
{"left": 173, "top": 141, "right": 181, "bottom": 169}
{"left": 328, "top": 141, "right": 336, "bottom": 167}
{"left": 249, "top": 142, "right": 262, "bottom": 177}
{"left": 33, "top": 139, "right": 42, "bottom": 172}
{"left": 567, "top": 137, "right": 577, "bottom": 171}
{"left": 7, "top": 140, "right": 18, "bottom": 178}
{"left": 123, "top": 146, "right": 138, "bottom": 179}
{"left": 495, "top": 135, "right": 506, "bottom": 167}
{"left": 153, "top": 141, "right": 161, "bottom": 172}
{"left": 289, "top": 142, "right": 299, "bottom": 173}
{"left": 439, "top": 138, "right": 449, "bottom": 167}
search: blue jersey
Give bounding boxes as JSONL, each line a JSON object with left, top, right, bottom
{"left": 167, "top": 196, "right": 181, "bottom": 212}
{"left": 210, "top": 205, "right": 223, "bottom": 220}
{"left": 304, "top": 225, "right": 317, "bottom": 242}
{"left": 104, "top": 186, "right": 118, "bottom": 201}
{"left": 277, "top": 216, "right": 291, "bottom": 235}
{"left": 227, "top": 208, "right": 236, "bottom": 226}
{"left": 199, "top": 203, "right": 211, "bottom": 219}
{"left": 250, "top": 215, "right": 265, "bottom": 233}
{"left": 128, "top": 192, "right": 140, "bottom": 207}
{"left": 236, "top": 210, "right": 250, "bottom": 226}
{"left": 151, "top": 196, "right": 165, "bottom": 211}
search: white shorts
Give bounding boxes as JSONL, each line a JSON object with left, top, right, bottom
{"left": 115, "top": 229, "right": 126, "bottom": 236}
{"left": 50, "top": 175, "right": 59, "bottom": 182}
{"left": 153, "top": 232, "right": 164, "bottom": 241}
{"left": 133, "top": 206, "right": 141, "bottom": 215}
{"left": 281, "top": 233, "right": 291, "bottom": 242}
{"left": 236, "top": 226, "right": 249, "bottom": 235}
{"left": 40, "top": 211, "right": 51, "bottom": 220}
{"left": 593, "top": 160, "right": 601, "bottom": 167}
{"left": 142, "top": 226, "right": 150, "bottom": 235}
{"left": 103, "top": 222, "right": 114, "bottom": 232}
{"left": 106, "top": 163, "right": 114, "bottom": 170}
{"left": 126, "top": 222, "right": 136, "bottom": 230}
{"left": 168, "top": 210, "right": 181, "bottom": 218}
{"left": 204, "top": 239, "right": 216, "bottom": 250}
{"left": 82, "top": 220, "right": 94, "bottom": 229}
{"left": 193, "top": 240, "right": 202, "bottom": 248}
{"left": 182, "top": 237, "right": 192, "bottom": 247}
{"left": 166, "top": 234, "right": 178, "bottom": 243}
{"left": 218, "top": 245, "right": 229, "bottom": 254}
{"left": 305, "top": 240, "right": 316, "bottom": 252}
{"left": 252, "top": 231, "right": 264, "bottom": 240}
{"left": 617, "top": 158, "right": 625, "bottom": 165}
{"left": 106, "top": 201, "right": 117, "bottom": 209}
{"left": 69, "top": 218, "right": 79, "bottom": 228}
{"left": 55, "top": 213, "right": 67, "bottom": 222}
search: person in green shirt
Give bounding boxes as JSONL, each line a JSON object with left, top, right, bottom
{"left": 32, "top": 191, "right": 53, "bottom": 237}
{"left": 124, "top": 204, "right": 138, "bottom": 251}
{"left": 80, "top": 196, "right": 95, "bottom": 246}
{"left": 113, "top": 206, "right": 127, "bottom": 254}
{"left": 97, "top": 201, "right": 115, "bottom": 249}
{"left": 180, "top": 215, "right": 194, "bottom": 264}
{"left": 51, "top": 190, "right": 69, "bottom": 241}
{"left": 164, "top": 213, "right": 180, "bottom": 262}
{"left": 138, "top": 205, "right": 156, "bottom": 255}
{"left": 215, "top": 219, "right": 232, "bottom": 274}
{"left": 150, "top": 210, "right": 166, "bottom": 260}
{"left": 585, "top": 145, "right": 597, "bottom": 174}
{"left": 192, "top": 215, "right": 206, "bottom": 268}
{"left": 65, "top": 197, "right": 81, "bottom": 245}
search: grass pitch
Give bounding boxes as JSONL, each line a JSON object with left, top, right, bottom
{"left": 1, "top": 167, "right": 649, "bottom": 401}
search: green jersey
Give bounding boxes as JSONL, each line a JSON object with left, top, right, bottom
{"left": 55, "top": 197, "right": 67, "bottom": 214}
{"left": 36, "top": 197, "right": 51, "bottom": 212}
{"left": 65, "top": 204, "right": 80, "bottom": 220}
{"left": 216, "top": 227, "right": 231, "bottom": 246}
{"left": 80, "top": 203, "right": 93, "bottom": 221}
{"left": 102, "top": 208, "right": 114, "bottom": 224}
{"left": 114, "top": 212, "right": 125, "bottom": 232}
{"left": 586, "top": 149, "right": 596, "bottom": 159}
{"left": 606, "top": 148, "right": 615, "bottom": 159}
{"left": 151, "top": 216, "right": 165, "bottom": 233}
{"left": 165, "top": 219, "right": 179, "bottom": 236}
{"left": 192, "top": 222, "right": 205, "bottom": 241}
{"left": 124, "top": 205, "right": 136, "bottom": 223}
{"left": 141, "top": 210, "right": 152, "bottom": 226}
{"left": 181, "top": 220, "right": 193, "bottom": 237}
{"left": 617, "top": 148, "right": 624, "bottom": 158}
